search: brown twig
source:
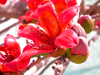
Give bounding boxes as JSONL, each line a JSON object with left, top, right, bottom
{"left": 91, "top": 13, "right": 100, "bottom": 19}
{"left": 39, "top": 58, "right": 58, "bottom": 75}
{"left": 0, "top": 22, "right": 18, "bottom": 34}
{"left": 88, "top": 32, "right": 100, "bottom": 46}
{"left": 79, "top": 0, "right": 86, "bottom": 15}
{"left": 91, "top": 13, "right": 100, "bottom": 25}
{"left": 93, "top": 28, "right": 100, "bottom": 32}
{"left": 61, "top": 59, "right": 70, "bottom": 75}
{"left": 19, "top": 56, "right": 51, "bottom": 75}
{"left": 0, "top": 19, "right": 25, "bottom": 35}
{"left": 0, "top": 18, "right": 10, "bottom": 23}
{"left": 86, "top": 0, "right": 100, "bottom": 14}
{"left": 52, "top": 55, "right": 69, "bottom": 75}
{"left": 0, "top": 1, "right": 28, "bottom": 19}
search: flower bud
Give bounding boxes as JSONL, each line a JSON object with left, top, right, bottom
{"left": 70, "top": 22, "right": 87, "bottom": 38}
{"left": 48, "top": 46, "right": 67, "bottom": 57}
{"left": 65, "top": 37, "right": 89, "bottom": 64}
{"left": 78, "top": 15, "right": 94, "bottom": 34}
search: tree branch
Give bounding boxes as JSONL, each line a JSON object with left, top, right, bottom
{"left": 19, "top": 56, "right": 51, "bottom": 75}
{"left": 86, "top": 0, "right": 100, "bottom": 14}
{"left": 0, "top": 18, "right": 10, "bottom": 23}
{"left": 39, "top": 58, "right": 58, "bottom": 75}
{"left": 52, "top": 55, "right": 69, "bottom": 75}
{"left": 79, "top": 0, "right": 86, "bottom": 15}
{"left": 88, "top": 32, "right": 100, "bottom": 46}
{"left": 0, "top": 1, "right": 29, "bottom": 19}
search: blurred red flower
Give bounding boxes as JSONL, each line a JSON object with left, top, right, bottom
{"left": 0, "top": 0, "right": 7, "bottom": 4}
{"left": 0, "top": 34, "right": 30, "bottom": 72}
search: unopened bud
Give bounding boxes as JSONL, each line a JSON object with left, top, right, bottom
{"left": 65, "top": 37, "right": 89, "bottom": 64}
{"left": 78, "top": 15, "right": 94, "bottom": 34}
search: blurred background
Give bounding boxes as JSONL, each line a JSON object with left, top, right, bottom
{"left": 0, "top": 0, "right": 100, "bottom": 75}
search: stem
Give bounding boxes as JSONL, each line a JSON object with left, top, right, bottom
{"left": 88, "top": 32, "right": 100, "bottom": 46}
{"left": 61, "top": 59, "right": 70, "bottom": 75}
{"left": 39, "top": 58, "right": 58, "bottom": 75}
{"left": 0, "top": 19, "right": 25, "bottom": 35}
{"left": 86, "top": 0, "right": 100, "bottom": 14}
{"left": 19, "top": 56, "right": 51, "bottom": 75}
{"left": 0, "top": 18, "right": 10, "bottom": 23}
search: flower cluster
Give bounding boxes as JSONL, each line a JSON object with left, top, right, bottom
{"left": 0, "top": 0, "right": 94, "bottom": 74}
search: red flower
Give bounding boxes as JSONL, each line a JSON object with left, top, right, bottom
{"left": 17, "top": 1, "right": 79, "bottom": 58}
{"left": 19, "top": 11, "right": 35, "bottom": 24}
{"left": 0, "top": 34, "right": 30, "bottom": 72}
{"left": 0, "top": 0, "right": 7, "bottom": 4}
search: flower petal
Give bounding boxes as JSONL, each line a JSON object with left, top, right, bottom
{"left": 69, "top": 22, "right": 87, "bottom": 38}
{"left": 0, "top": 46, "right": 5, "bottom": 52}
{"left": 66, "top": 0, "right": 77, "bottom": 8}
{"left": 30, "top": 10, "right": 39, "bottom": 20}
{"left": 5, "top": 58, "right": 30, "bottom": 72}
{"left": 17, "top": 58, "right": 30, "bottom": 70}
{"left": 27, "top": 0, "right": 48, "bottom": 11}
{"left": 18, "top": 44, "right": 55, "bottom": 60}
{"left": 4, "top": 34, "right": 21, "bottom": 58}
{"left": 71, "top": 37, "right": 88, "bottom": 56}
{"left": 59, "top": 5, "right": 79, "bottom": 30}
{"left": 4, "top": 59, "right": 19, "bottom": 72}
{"left": 51, "top": 0, "right": 67, "bottom": 16}
{"left": 18, "top": 25, "right": 54, "bottom": 49}
{"left": 55, "top": 29, "right": 79, "bottom": 48}
{"left": 37, "top": 2, "right": 58, "bottom": 39}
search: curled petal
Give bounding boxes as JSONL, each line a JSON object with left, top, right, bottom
{"left": 71, "top": 37, "right": 88, "bottom": 56}
{"left": 4, "top": 34, "right": 21, "bottom": 58}
{"left": 55, "top": 29, "right": 79, "bottom": 48}
{"left": 17, "top": 58, "right": 30, "bottom": 70}
{"left": 59, "top": 5, "right": 79, "bottom": 30}
{"left": 37, "top": 2, "right": 58, "bottom": 39}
